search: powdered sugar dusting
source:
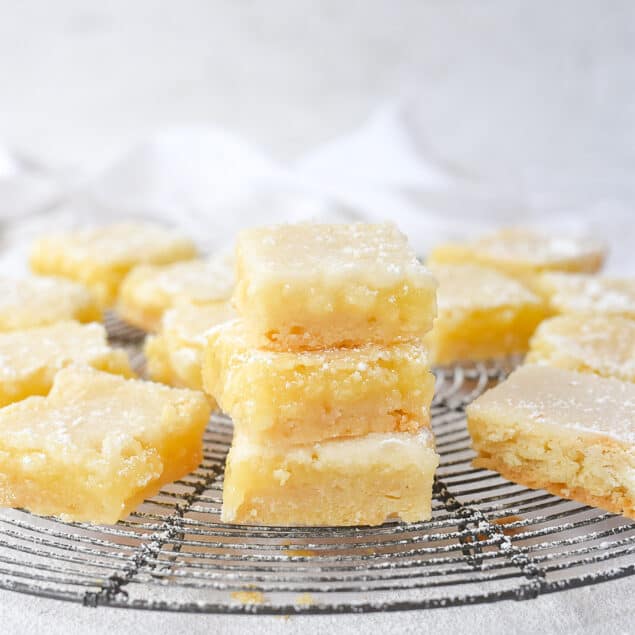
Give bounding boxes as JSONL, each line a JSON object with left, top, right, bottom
{"left": 237, "top": 222, "right": 435, "bottom": 287}
{"left": 210, "top": 319, "right": 430, "bottom": 371}
{"left": 468, "top": 365, "right": 635, "bottom": 444}
{"left": 163, "top": 302, "right": 237, "bottom": 345}
{"left": 539, "top": 273, "right": 635, "bottom": 315}
{"left": 529, "top": 314, "right": 635, "bottom": 382}
{"left": 125, "top": 255, "right": 234, "bottom": 306}
{"left": 0, "top": 276, "right": 96, "bottom": 329}
{"left": 0, "top": 321, "right": 122, "bottom": 380}
{"left": 474, "top": 228, "right": 605, "bottom": 266}
{"left": 430, "top": 263, "right": 541, "bottom": 311}
{"left": 0, "top": 366, "right": 208, "bottom": 450}
{"left": 33, "top": 222, "right": 196, "bottom": 265}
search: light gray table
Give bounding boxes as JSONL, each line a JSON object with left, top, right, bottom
{"left": 1, "top": 2, "right": 634, "bottom": 632}
{"left": 2, "top": 578, "right": 634, "bottom": 635}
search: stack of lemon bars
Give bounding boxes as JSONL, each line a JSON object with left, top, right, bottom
{"left": 202, "top": 223, "right": 440, "bottom": 525}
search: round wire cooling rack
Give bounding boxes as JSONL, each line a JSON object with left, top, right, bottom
{"left": 0, "top": 316, "right": 634, "bottom": 615}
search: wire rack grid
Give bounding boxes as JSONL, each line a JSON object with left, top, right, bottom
{"left": 0, "top": 317, "right": 633, "bottom": 614}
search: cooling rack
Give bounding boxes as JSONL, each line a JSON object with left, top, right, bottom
{"left": 0, "top": 316, "right": 633, "bottom": 614}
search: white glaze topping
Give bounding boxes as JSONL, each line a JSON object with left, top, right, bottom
{"left": 230, "top": 429, "right": 436, "bottom": 465}
{"left": 237, "top": 222, "right": 436, "bottom": 287}
{"left": 0, "top": 366, "right": 206, "bottom": 451}
{"left": 531, "top": 314, "right": 635, "bottom": 380}
{"left": 129, "top": 257, "right": 234, "bottom": 305}
{"left": 473, "top": 228, "right": 605, "bottom": 266}
{"left": 0, "top": 276, "right": 95, "bottom": 328}
{"left": 36, "top": 222, "right": 195, "bottom": 264}
{"left": 163, "top": 302, "right": 236, "bottom": 345}
{"left": 539, "top": 273, "right": 635, "bottom": 315}
{"left": 468, "top": 365, "right": 635, "bottom": 444}
{"left": 430, "top": 263, "right": 541, "bottom": 311}
{"left": 0, "top": 321, "right": 116, "bottom": 379}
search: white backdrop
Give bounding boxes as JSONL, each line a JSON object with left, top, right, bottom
{"left": 1, "top": 1, "right": 634, "bottom": 274}
{"left": 0, "top": 2, "right": 634, "bottom": 633}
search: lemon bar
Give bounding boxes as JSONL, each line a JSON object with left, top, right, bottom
{"left": 0, "top": 276, "right": 100, "bottom": 331}
{"left": 222, "top": 430, "right": 439, "bottom": 526}
{"left": 428, "top": 228, "right": 605, "bottom": 280}
{"left": 30, "top": 222, "right": 197, "bottom": 307}
{"left": 203, "top": 319, "right": 435, "bottom": 445}
{"left": 526, "top": 314, "right": 635, "bottom": 383}
{"left": 0, "top": 321, "right": 133, "bottom": 407}
{"left": 467, "top": 365, "right": 635, "bottom": 519}
{"left": 117, "top": 257, "right": 234, "bottom": 332}
{"left": 0, "top": 366, "right": 211, "bottom": 523}
{"left": 424, "top": 264, "right": 549, "bottom": 365}
{"left": 533, "top": 273, "right": 635, "bottom": 318}
{"left": 145, "top": 301, "right": 236, "bottom": 391}
{"left": 233, "top": 223, "right": 437, "bottom": 350}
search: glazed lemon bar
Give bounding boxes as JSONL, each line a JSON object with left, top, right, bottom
{"left": 428, "top": 228, "right": 605, "bottom": 280}
{"left": 0, "top": 276, "right": 100, "bottom": 331}
{"left": 233, "top": 223, "right": 437, "bottom": 350}
{"left": 117, "top": 257, "right": 235, "bottom": 332}
{"left": 222, "top": 430, "right": 439, "bottom": 526}
{"left": 533, "top": 273, "right": 635, "bottom": 318}
{"left": 145, "top": 301, "right": 236, "bottom": 391}
{"left": 30, "top": 222, "right": 198, "bottom": 307}
{"left": 0, "top": 366, "right": 211, "bottom": 523}
{"left": 424, "top": 264, "right": 549, "bottom": 365}
{"left": 527, "top": 314, "right": 635, "bottom": 382}
{"left": 0, "top": 321, "right": 133, "bottom": 407}
{"left": 203, "top": 319, "right": 435, "bottom": 445}
{"left": 467, "top": 365, "right": 635, "bottom": 518}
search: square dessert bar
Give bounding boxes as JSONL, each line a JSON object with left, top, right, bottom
{"left": 30, "top": 222, "right": 198, "bottom": 307}
{"left": 117, "top": 256, "right": 235, "bottom": 332}
{"left": 203, "top": 319, "right": 435, "bottom": 446}
{"left": 0, "top": 321, "right": 133, "bottom": 407}
{"left": 424, "top": 264, "right": 549, "bottom": 365}
{"left": 0, "top": 276, "right": 101, "bottom": 331}
{"left": 0, "top": 366, "right": 211, "bottom": 523}
{"left": 222, "top": 430, "right": 439, "bottom": 526}
{"left": 145, "top": 301, "right": 236, "bottom": 391}
{"left": 428, "top": 228, "right": 605, "bottom": 280}
{"left": 233, "top": 223, "right": 437, "bottom": 350}
{"left": 527, "top": 314, "right": 635, "bottom": 383}
{"left": 467, "top": 365, "right": 635, "bottom": 519}
{"left": 533, "top": 273, "right": 635, "bottom": 318}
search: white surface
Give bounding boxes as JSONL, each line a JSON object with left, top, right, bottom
{"left": 2, "top": 579, "right": 635, "bottom": 635}
{"left": 1, "top": 1, "right": 635, "bottom": 633}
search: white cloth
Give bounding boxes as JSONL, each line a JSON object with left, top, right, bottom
{"left": 2, "top": 105, "right": 633, "bottom": 274}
